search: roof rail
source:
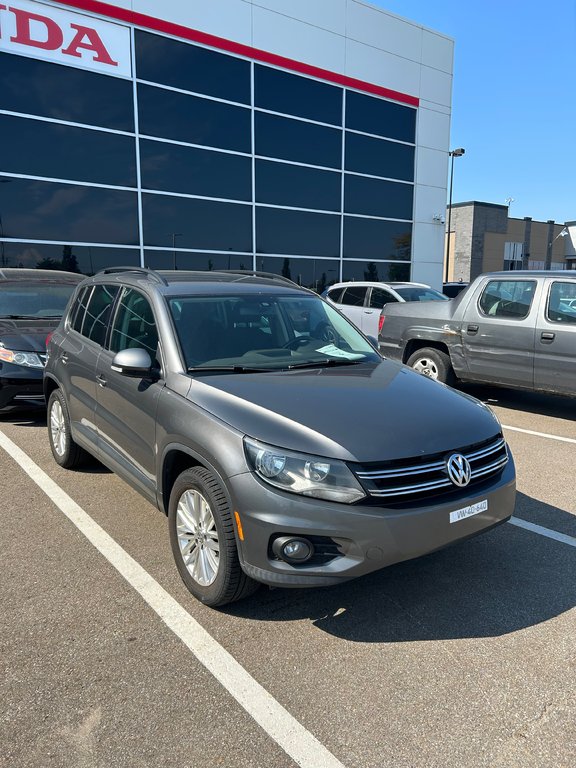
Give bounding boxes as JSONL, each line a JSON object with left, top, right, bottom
{"left": 217, "top": 269, "right": 300, "bottom": 287}
{"left": 97, "top": 266, "right": 168, "bottom": 286}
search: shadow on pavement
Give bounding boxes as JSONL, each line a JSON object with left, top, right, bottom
{"left": 460, "top": 383, "right": 576, "bottom": 421}
{"left": 227, "top": 491, "right": 576, "bottom": 642}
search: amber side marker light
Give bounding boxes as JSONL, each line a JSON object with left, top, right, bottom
{"left": 234, "top": 511, "right": 244, "bottom": 541}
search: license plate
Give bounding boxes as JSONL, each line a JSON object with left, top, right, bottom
{"left": 449, "top": 499, "right": 488, "bottom": 524}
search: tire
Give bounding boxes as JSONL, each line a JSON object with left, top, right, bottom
{"left": 168, "top": 467, "right": 259, "bottom": 608}
{"left": 406, "top": 347, "right": 456, "bottom": 386}
{"left": 47, "top": 389, "right": 87, "bottom": 468}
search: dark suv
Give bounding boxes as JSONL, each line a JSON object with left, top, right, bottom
{"left": 44, "top": 268, "right": 516, "bottom": 607}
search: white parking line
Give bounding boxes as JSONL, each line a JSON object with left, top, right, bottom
{"left": 502, "top": 424, "right": 576, "bottom": 444}
{"left": 509, "top": 517, "right": 576, "bottom": 548}
{"left": 0, "top": 430, "right": 347, "bottom": 768}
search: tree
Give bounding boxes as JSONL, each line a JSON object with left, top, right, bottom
{"left": 281, "top": 258, "right": 292, "bottom": 280}
{"left": 61, "top": 245, "right": 80, "bottom": 273}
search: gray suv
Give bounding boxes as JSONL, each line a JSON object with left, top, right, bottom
{"left": 45, "top": 268, "right": 516, "bottom": 607}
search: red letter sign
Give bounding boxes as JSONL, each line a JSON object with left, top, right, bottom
{"left": 9, "top": 5, "right": 63, "bottom": 50}
{"left": 61, "top": 22, "right": 118, "bottom": 66}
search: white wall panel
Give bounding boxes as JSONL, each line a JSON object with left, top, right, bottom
{"left": 421, "top": 29, "right": 453, "bottom": 73}
{"left": 346, "top": 1, "right": 422, "bottom": 63}
{"left": 417, "top": 107, "right": 451, "bottom": 152}
{"left": 413, "top": 183, "right": 448, "bottom": 226}
{"left": 410, "top": 249, "right": 445, "bottom": 290}
{"left": 415, "top": 147, "right": 449, "bottom": 189}
{"left": 133, "top": 0, "right": 253, "bottom": 47}
{"left": 252, "top": 6, "right": 346, "bottom": 73}
{"left": 420, "top": 65, "right": 452, "bottom": 108}
{"left": 251, "top": 0, "right": 346, "bottom": 36}
{"left": 345, "top": 39, "right": 420, "bottom": 98}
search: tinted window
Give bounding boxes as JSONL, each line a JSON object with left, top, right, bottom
{"left": 255, "top": 112, "right": 342, "bottom": 168}
{"left": 547, "top": 281, "right": 576, "bottom": 323}
{"left": 394, "top": 286, "right": 448, "bottom": 302}
{"left": 0, "top": 177, "right": 138, "bottom": 244}
{"left": 255, "top": 65, "right": 342, "bottom": 125}
{"left": 340, "top": 286, "right": 367, "bottom": 306}
{"left": 254, "top": 256, "right": 340, "bottom": 292}
{"left": 346, "top": 91, "right": 416, "bottom": 142}
{"left": 369, "top": 287, "right": 399, "bottom": 308}
{"left": 326, "top": 287, "right": 344, "bottom": 302}
{"left": 0, "top": 242, "right": 139, "bottom": 274}
{"left": 135, "top": 30, "right": 250, "bottom": 104}
{"left": 256, "top": 160, "right": 341, "bottom": 211}
{"left": 140, "top": 140, "right": 252, "bottom": 200}
{"left": 343, "top": 217, "right": 412, "bottom": 261}
{"left": 342, "top": 261, "right": 410, "bottom": 283}
{"left": 138, "top": 84, "right": 251, "bottom": 152}
{"left": 345, "top": 132, "right": 414, "bottom": 181}
{"left": 256, "top": 208, "right": 340, "bottom": 258}
{"left": 478, "top": 280, "right": 536, "bottom": 319}
{"left": 110, "top": 288, "right": 159, "bottom": 360}
{"left": 145, "top": 251, "right": 252, "bottom": 271}
{"left": 79, "top": 284, "right": 119, "bottom": 345}
{"left": 0, "top": 52, "right": 134, "bottom": 132}
{"left": 345, "top": 176, "right": 413, "bottom": 219}
{"left": 0, "top": 280, "right": 78, "bottom": 318}
{"left": 71, "top": 286, "right": 92, "bottom": 333}
{"left": 0, "top": 115, "right": 136, "bottom": 187}
{"left": 142, "top": 194, "right": 252, "bottom": 252}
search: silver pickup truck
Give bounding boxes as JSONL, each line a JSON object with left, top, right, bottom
{"left": 378, "top": 270, "right": 576, "bottom": 396}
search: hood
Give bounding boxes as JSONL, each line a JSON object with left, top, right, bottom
{"left": 0, "top": 318, "right": 59, "bottom": 352}
{"left": 187, "top": 360, "right": 500, "bottom": 463}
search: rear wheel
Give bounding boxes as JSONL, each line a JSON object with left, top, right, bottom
{"left": 406, "top": 347, "right": 456, "bottom": 386}
{"left": 47, "top": 389, "right": 87, "bottom": 468}
{"left": 168, "top": 467, "right": 259, "bottom": 607}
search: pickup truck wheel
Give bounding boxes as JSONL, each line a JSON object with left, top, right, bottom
{"left": 47, "top": 389, "right": 87, "bottom": 468}
{"left": 168, "top": 467, "right": 259, "bottom": 607}
{"left": 407, "top": 347, "right": 456, "bottom": 386}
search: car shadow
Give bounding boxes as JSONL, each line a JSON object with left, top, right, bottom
{"left": 460, "top": 383, "right": 576, "bottom": 421}
{"left": 225, "top": 492, "right": 576, "bottom": 643}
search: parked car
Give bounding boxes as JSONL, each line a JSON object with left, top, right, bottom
{"left": 323, "top": 281, "right": 448, "bottom": 339}
{"left": 379, "top": 270, "right": 576, "bottom": 396}
{"left": 0, "top": 268, "right": 84, "bottom": 410}
{"left": 443, "top": 281, "right": 469, "bottom": 298}
{"left": 45, "top": 268, "right": 515, "bottom": 607}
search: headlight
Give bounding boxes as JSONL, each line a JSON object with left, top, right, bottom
{"left": 244, "top": 437, "right": 365, "bottom": 503}
{"left": 0, "top": 348, "right": 44, "bottom": 369}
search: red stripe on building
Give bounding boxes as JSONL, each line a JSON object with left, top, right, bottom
{"left": 51, "top": 0, "right": 420, "bottom": 106}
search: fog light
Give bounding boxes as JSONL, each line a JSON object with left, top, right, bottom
{"left": 272, "top": 536, "right": 314, "bottom": 563}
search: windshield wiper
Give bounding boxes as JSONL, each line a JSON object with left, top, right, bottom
{"left": 286, "top": 358, "right": 364, "bottom": 370}
{"left": 0, "top": 314, "right": 38, "bottom": 319}
{"left": 187, "top": 365, "right": 275, "bottom": 374}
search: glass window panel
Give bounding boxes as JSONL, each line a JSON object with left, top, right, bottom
{"left": 255, "top": 112, "right": 342, "bottom": 168}
{"left": 256, "top": 208, "right": 340, "bottom": 258}
{"left": 342, "top": 261, "right": 410, "bottom": 282}
{"left": 255, "top": 256, "right": 340, "bottom": 293}
{"left": 369, "top": 287, "right": 400, "bottom": 308}
{"left": 479, "top": 280, "right": 536, "bottom": 319}
{"left": 137, "top": 84, "right": 251, "bottom": 152}
{"left": 547, "top": 281, "right": 576, "bottom": 324}
{"left": 82, "top": 284, "right": 120, "bottom": 345}
{"left": 140, "top": 140, "right": 251, "bottom": 200}
{"left": 0, "top": 115, "right": 136, "bottom": 187}
{"left": 0, "top": 52, "right": 134, "bottom": 132}
{"left": 144, "top": 251, "right": 252, "bottom": 271}
{"left": 71, "top": 286, "right": 92, "bottom": 333}
{"left": 345, "top": 175, "right": 413, "bottom": 219}
{"left": 0, "top": 177, "right": 138, "bottom": 245}
{"left": 135, "top": 30, "right": 250, "bottom": 104}
{"left": 256, "top": 160, "right": 341, "bottom": 211}
{"left": 345, "top": 132, "right": 414, "bottom": 181}
{"left": 255, "top": 65, "right": 342, "bottom": 125}
{"left": 344, "top": 217, "right": 412, "bottom": 261}
{"left": 142, "top": 194, "right": 252, "bottom": 252}
{"left": 340, "top": 286, "right": 367, "bottom": 306}
{"left": 0, "top": 242, "right": 140, "bottom": 274}
{"left": 346, "top": 91, "right": 416, "bottom": 142}
{"left": 110, "top": 288, "right": 159, "bottom": 360}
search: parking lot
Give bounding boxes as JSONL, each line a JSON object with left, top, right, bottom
{"left": 1, "top": 385, "right": 575, "bottom": 768}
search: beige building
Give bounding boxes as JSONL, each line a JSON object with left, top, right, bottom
{"left": 445, "top": 201, "right": 576, "bottom": 282}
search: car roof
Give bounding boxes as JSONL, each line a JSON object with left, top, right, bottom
{"left": 480, "top": 270, "right": 574, "bottom": 279}
{"left": 0, "top": 268, "right": 84, "bottom": 282}
{"left": 328, "top": 281, "right": 430, "bottom": 289}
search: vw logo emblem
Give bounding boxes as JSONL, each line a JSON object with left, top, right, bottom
{"left": 446, "top": 453, "right": 472, "bottom": 487}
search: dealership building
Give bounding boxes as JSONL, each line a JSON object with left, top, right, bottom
{"left": 0, "top": 0, "right": 454, "bottom": 289}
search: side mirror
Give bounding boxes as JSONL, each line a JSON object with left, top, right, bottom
{"left": 111, "top": 348, "right": 153, "bottom": 378}
{"left": 366, "top": 335, "right": 379, "bottom": 350}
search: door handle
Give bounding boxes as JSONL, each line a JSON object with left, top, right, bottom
{"left": 60, "top": 353, "right": 68, "bottom": 365}
{"left": 540, "top": 332, "right": 555, "bottom": 342}
{"left": 96, "top": 374, "right": 107, "bottom": 387}
{"left": 466, "top": 324, "right": 479, "bottom": 335}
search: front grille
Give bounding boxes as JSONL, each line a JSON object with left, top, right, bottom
{"left": 354, "top": 436, "right": 508, "bottom": 503}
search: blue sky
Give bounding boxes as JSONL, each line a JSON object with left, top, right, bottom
{"left": 371, "top": 0, "right": 576, "bottom": 225}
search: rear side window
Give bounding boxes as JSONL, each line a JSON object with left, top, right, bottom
{"left": 547, "top": 281, "right": 576, "bottom": 324}
{"left": 478, "top": 280, "right": 535, "bottom": 320}
{"left": 340, "top": 286, "right": 367, "bottom": 307}
{"left": 369, "top": 287, "right": 398, "bottom": 308}
{"left": 71, "top": 285, "right": 119, "bottom": 345}
{"left": 326, "top": 287, "right": 344, "bottom": 303}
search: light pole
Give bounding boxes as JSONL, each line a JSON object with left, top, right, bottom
{"left": 546, "top": 226, "right": 569, "bottom": 269}
{"left": 444, "top": 147, "right": 465, "bottom": 283}
{"left": 171, "top": 232, "right": 182, "bottom": 270}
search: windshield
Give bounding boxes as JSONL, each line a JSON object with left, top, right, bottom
{"left": 394, "top": 286, "right": 449, "bottom": 302}
{"left": 0, "top": 281, "right": 78, "bottom": 318}
{"left": 169, "top": 293, "right": 381, "bottom": 371}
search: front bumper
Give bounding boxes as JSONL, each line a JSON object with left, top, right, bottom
{"left": 229, "top": 455, "right": 516, "bottom": 587}
{"left": 0, "top": 364, "right": 45, "bottom": 409}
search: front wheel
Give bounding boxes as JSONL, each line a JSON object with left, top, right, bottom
{"left": 406, "top": 347, "right": 456, "bottom": 386}
{"left": 47, "top": 389, "right": 87, "bottom": 468}
{"left": 168, "top": 467, "right": 259, "bottom": 607}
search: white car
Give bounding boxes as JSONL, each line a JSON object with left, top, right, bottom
{"left": 323, "top": 281, "right": 449, "bottom": 339}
